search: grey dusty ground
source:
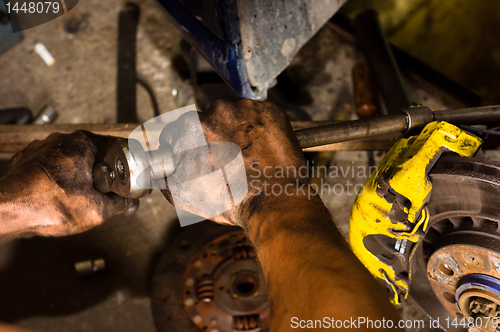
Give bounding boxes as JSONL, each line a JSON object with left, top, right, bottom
{"left": 0, "top": 0, "right": 496, "bottom": 331}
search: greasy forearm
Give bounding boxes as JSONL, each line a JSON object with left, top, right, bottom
{"left": 0, "top": 176, "right": 41, "bottom": 243}
{"left": 241, "top": 193, "right": 401, "bottom": 331}
{"left": 0, "top": 323, "right": 34, "bottom": 332}
{"left": 0, "top": 175, "right": 64, "bottom": 243}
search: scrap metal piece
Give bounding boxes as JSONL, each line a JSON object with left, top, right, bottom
{"left": 352, "top": 62, "right": 380, "bottom": 119}
{"left": 349, "top": 121, "right": 482, "bottom": 304}
{"left": 74, "top": 259, "right": 106, "bottom": 277}
{"left": 33, "top": 105, "right": 58, "bottom": 125}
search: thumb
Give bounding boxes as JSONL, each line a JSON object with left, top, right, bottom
{"left": 101, "top": 194, "right": 140, "bottom": 219}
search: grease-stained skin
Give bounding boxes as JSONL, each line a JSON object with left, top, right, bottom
{"left": 160, "top": 100, "right": 402, "bottom": 331}
{"left": 0, "top": 131, "right": 138, "bottom": 243}
{"left": 158, "top": 99, "right": 308, "bottom": 225}
{"left": 0, "top": 100, "right": 401, "bottom": 331}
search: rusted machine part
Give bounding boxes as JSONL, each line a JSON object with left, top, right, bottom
{"left": 183, "top": 232, "right": 268, "bottom": 332}
{"left": 151, "top": 221, "right": 269, "bottom": 332}
{"left": 352, "top": 63, "right": 380, "bottom": 119}
{"left": 427, "top": 244, "right": 500, "bottom": 323}
{"left": 455, "top": 274, "right": 500, "bottom": 332}
{"left": 74, "top": 258, "right": 106, "bottom": 278}
{"left": 408, "top": 156, "right": 500, "bottom": 332}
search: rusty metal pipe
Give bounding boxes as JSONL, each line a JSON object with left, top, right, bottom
{"left": 2, "top": 106, "right": 500, "bottom": 153}
{"left": 296, "top": 114, "right": 408, "bottom": 149}
{"left": 296, "top": 106, "right": 500, "bottom": 149}
{"left": 0, "top": 122, "right": 395, "bottom": 153}
{"left": 433, "top": 106, "right": 500, "bottom": 124}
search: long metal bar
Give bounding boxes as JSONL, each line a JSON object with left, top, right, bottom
{"left": 296, "top": 114, "right": 407, "bottom": 149}
{"left": 433, "top": 106, "right": 500, "bottom": 124}
{"left": 0, "top": 122, "right": 396, "bottom": 153}
{"left": 1, "top": 106, "right": 500, "bottom": 153}
{"left": 296, "top": 106, "right": 500, "bottom": 149}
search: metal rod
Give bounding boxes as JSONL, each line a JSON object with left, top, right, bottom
{"left": 296, "top": 114, "right": 407, "bottom": 149}
{"left": 1, "top": 105, "right": 500, "bottom": 153}
{"left": 433, "top": 106, "right": 500, "bottom": 124}
{"left": 296, "top": 106, "right": 500, "bottom": 149}
{"left": 0, "top": 122, "right": 396, "bottom": 153}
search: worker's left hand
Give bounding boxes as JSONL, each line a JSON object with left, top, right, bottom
{"left": 2, "top": 131, "right": 138, "bottom": 237}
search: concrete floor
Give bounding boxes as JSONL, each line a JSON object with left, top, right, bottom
{"left": 0, "top": 0, "right": 494, "bottom": 331}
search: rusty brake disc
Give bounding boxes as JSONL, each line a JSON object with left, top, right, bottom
{"left": 409, "top": 156, "right": 500, "bottom": 332}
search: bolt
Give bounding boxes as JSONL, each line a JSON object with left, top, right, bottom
{"left": 467, "top": 254, "right": 478, "bottom": 264}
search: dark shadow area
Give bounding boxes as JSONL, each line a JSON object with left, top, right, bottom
{"left": 0, "top": 211, "right": 180, "bottom": 323}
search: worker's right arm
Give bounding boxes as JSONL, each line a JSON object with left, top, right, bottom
{"left": 159, "top": 99, "right": 402, "bottom": 331}
{"left": 0, "top": 131, "right": 138, "bottom": 244}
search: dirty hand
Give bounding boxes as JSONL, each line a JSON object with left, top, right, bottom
{"left": 0, "top": 131, "right": 138, "bottom": 240}
{"left": 158, "top": 99, "right": 309, "bottom": 226}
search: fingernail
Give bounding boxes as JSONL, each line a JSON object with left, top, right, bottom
{"left": 123, "top": 199, "right": 139, "bottom": 216}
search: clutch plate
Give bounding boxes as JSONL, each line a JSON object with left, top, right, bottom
{"left": 150, "top": 221, "right": 269, "bottom": 332}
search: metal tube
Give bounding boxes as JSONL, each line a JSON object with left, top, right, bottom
{"left": 295, "top": 114, "right": 408, "bottom": 149}
{"left": 33, "top": 105, "right": 58, "bottom": 125}
{"left": 433, "top": 106, "right": 500, "bottom": 124}
{"left": 2, "top": 106, "right": 500, "bottom": 153}
{"left": 0, "top": 122, "right": 399, "bottom": 153}
{"left": 296, "top": 106, "right": 500, "bottom": 149}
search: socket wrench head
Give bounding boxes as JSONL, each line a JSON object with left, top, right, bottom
{"left": 93, "top": 138, "right": 152, "bottom": 199}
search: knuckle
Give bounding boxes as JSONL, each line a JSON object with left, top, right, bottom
{"left": 261, "top": 101, "right": 276, "bottom": 109}
{"left": 209, "top": 99, "right": 237, "bottom": 116}
{"left": 212, "top": 99, "right": 233, "bottom": 109}
{"left": 237, "top": 99, "right": 258, "bottom": 108}
{"left": 262, "top": 101, "right": 282, "bottom": 114}
{"left": 71, "top": 130, "right": 91, "bottom": 140}
{"left": 46, "top": 132, "right": 62, "bottom": 140}
{"left": 237, "top": 99, "right": 262, "bottom": 114}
